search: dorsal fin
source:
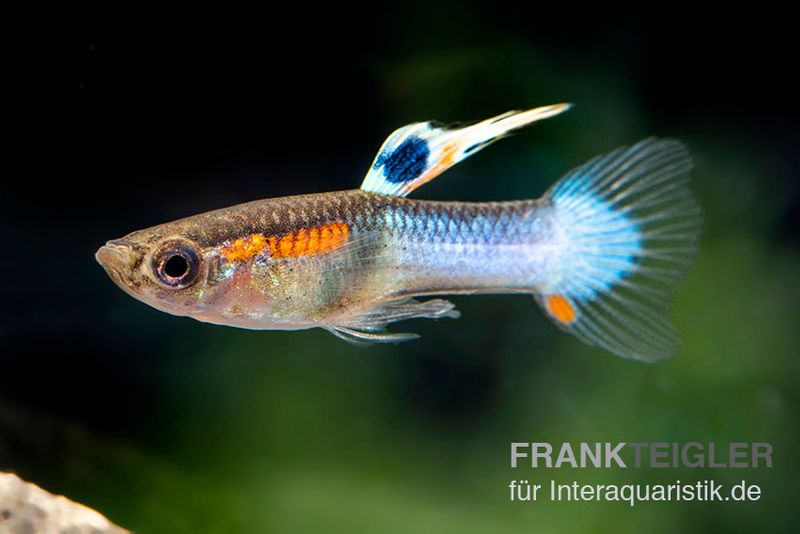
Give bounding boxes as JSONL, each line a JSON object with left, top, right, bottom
{"left": 360, "top": 103, "right": 571, "bottom": 197}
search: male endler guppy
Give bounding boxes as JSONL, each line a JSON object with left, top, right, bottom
{"left": 97, "top": 104, "right": 701, "bottom": 361}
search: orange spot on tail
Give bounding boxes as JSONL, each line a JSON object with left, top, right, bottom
{"left": 547, "top": 295, "right": 576, "bottom": 324}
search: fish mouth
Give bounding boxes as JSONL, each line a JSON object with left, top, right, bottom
{"left": 96, "top": 239, "right": 132, "bottom": 269}
{"left": 96, "top": 239, "right": 140, "bottom": 293}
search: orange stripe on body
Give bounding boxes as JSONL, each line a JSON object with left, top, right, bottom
{"left": 547, "top": 294, "right": 576, "bottom": 324}
{"left": 220, "top": 233, "right": 269, "bottom": 262}
{"left": 221, "top": 222, "right": 350, "bottom": 262}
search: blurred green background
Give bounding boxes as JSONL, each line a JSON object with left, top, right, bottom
{"left": 1, "top": 6, "right": 798, "bottom": 532}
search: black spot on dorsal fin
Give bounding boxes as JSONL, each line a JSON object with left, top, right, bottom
{"left": 375, "top": 136, "right": 430, "bottom": 184}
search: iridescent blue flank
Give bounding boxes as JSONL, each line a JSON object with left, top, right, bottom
{"left": 375, "top": 136, "right": 430, "bottom": 184}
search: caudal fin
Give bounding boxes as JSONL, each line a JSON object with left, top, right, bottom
{"left": 536, "top": 138, "right": 702, "bottom": 362}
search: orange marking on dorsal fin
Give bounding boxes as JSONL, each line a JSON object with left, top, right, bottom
{"left": 547, "top": 294, "right": 576, "bottom": 324}
{"left": 401, "top": 141, "right": 460, "bottom": 194}
{"left": 267, "top": 222, "right": 350, "bottom": 259}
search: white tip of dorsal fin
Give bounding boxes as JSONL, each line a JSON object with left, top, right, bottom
{"left": 360, "top": 103, "right": 572, "bottom": 197}
{"left": 487, "top": 103, "right": 573, "bottom": 128}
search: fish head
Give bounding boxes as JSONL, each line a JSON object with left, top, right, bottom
{"left": 95, "top": 217, "right": 267, "bottom": 323}
{"left": 95, "top": 224, "right": 212, "bottom": 317}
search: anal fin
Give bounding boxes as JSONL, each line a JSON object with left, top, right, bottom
{"left": 324, "top": 297, "right": 460, "bottom": 345}
{"left": 324, "top": 326, "right": 420, "bottom": 345}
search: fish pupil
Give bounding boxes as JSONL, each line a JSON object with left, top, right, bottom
{"left": 164, "top": 254, "right": 189, "bottom": 278}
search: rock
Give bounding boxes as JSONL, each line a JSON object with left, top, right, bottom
{"left": 0, "top": 472, "right": 128, "bottom": 533}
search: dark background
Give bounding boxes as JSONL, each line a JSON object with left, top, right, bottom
{"left": 1, "top": 6, "right": 798, "bottom": 532}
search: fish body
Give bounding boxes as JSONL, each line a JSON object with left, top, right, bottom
{"left": 97, "top": 105, "right": 701, "bottom": 361}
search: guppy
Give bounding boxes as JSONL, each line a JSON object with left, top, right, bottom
{"left": 96, "top": 104, "right": 701, "bottom": 361}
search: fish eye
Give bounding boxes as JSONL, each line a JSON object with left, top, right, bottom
{"left": 153, "top": 244, "right": 200, "bottom": 288}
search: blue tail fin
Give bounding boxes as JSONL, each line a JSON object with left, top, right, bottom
{"left": 536, "top": 138, "right": 702, "bottom": 362}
